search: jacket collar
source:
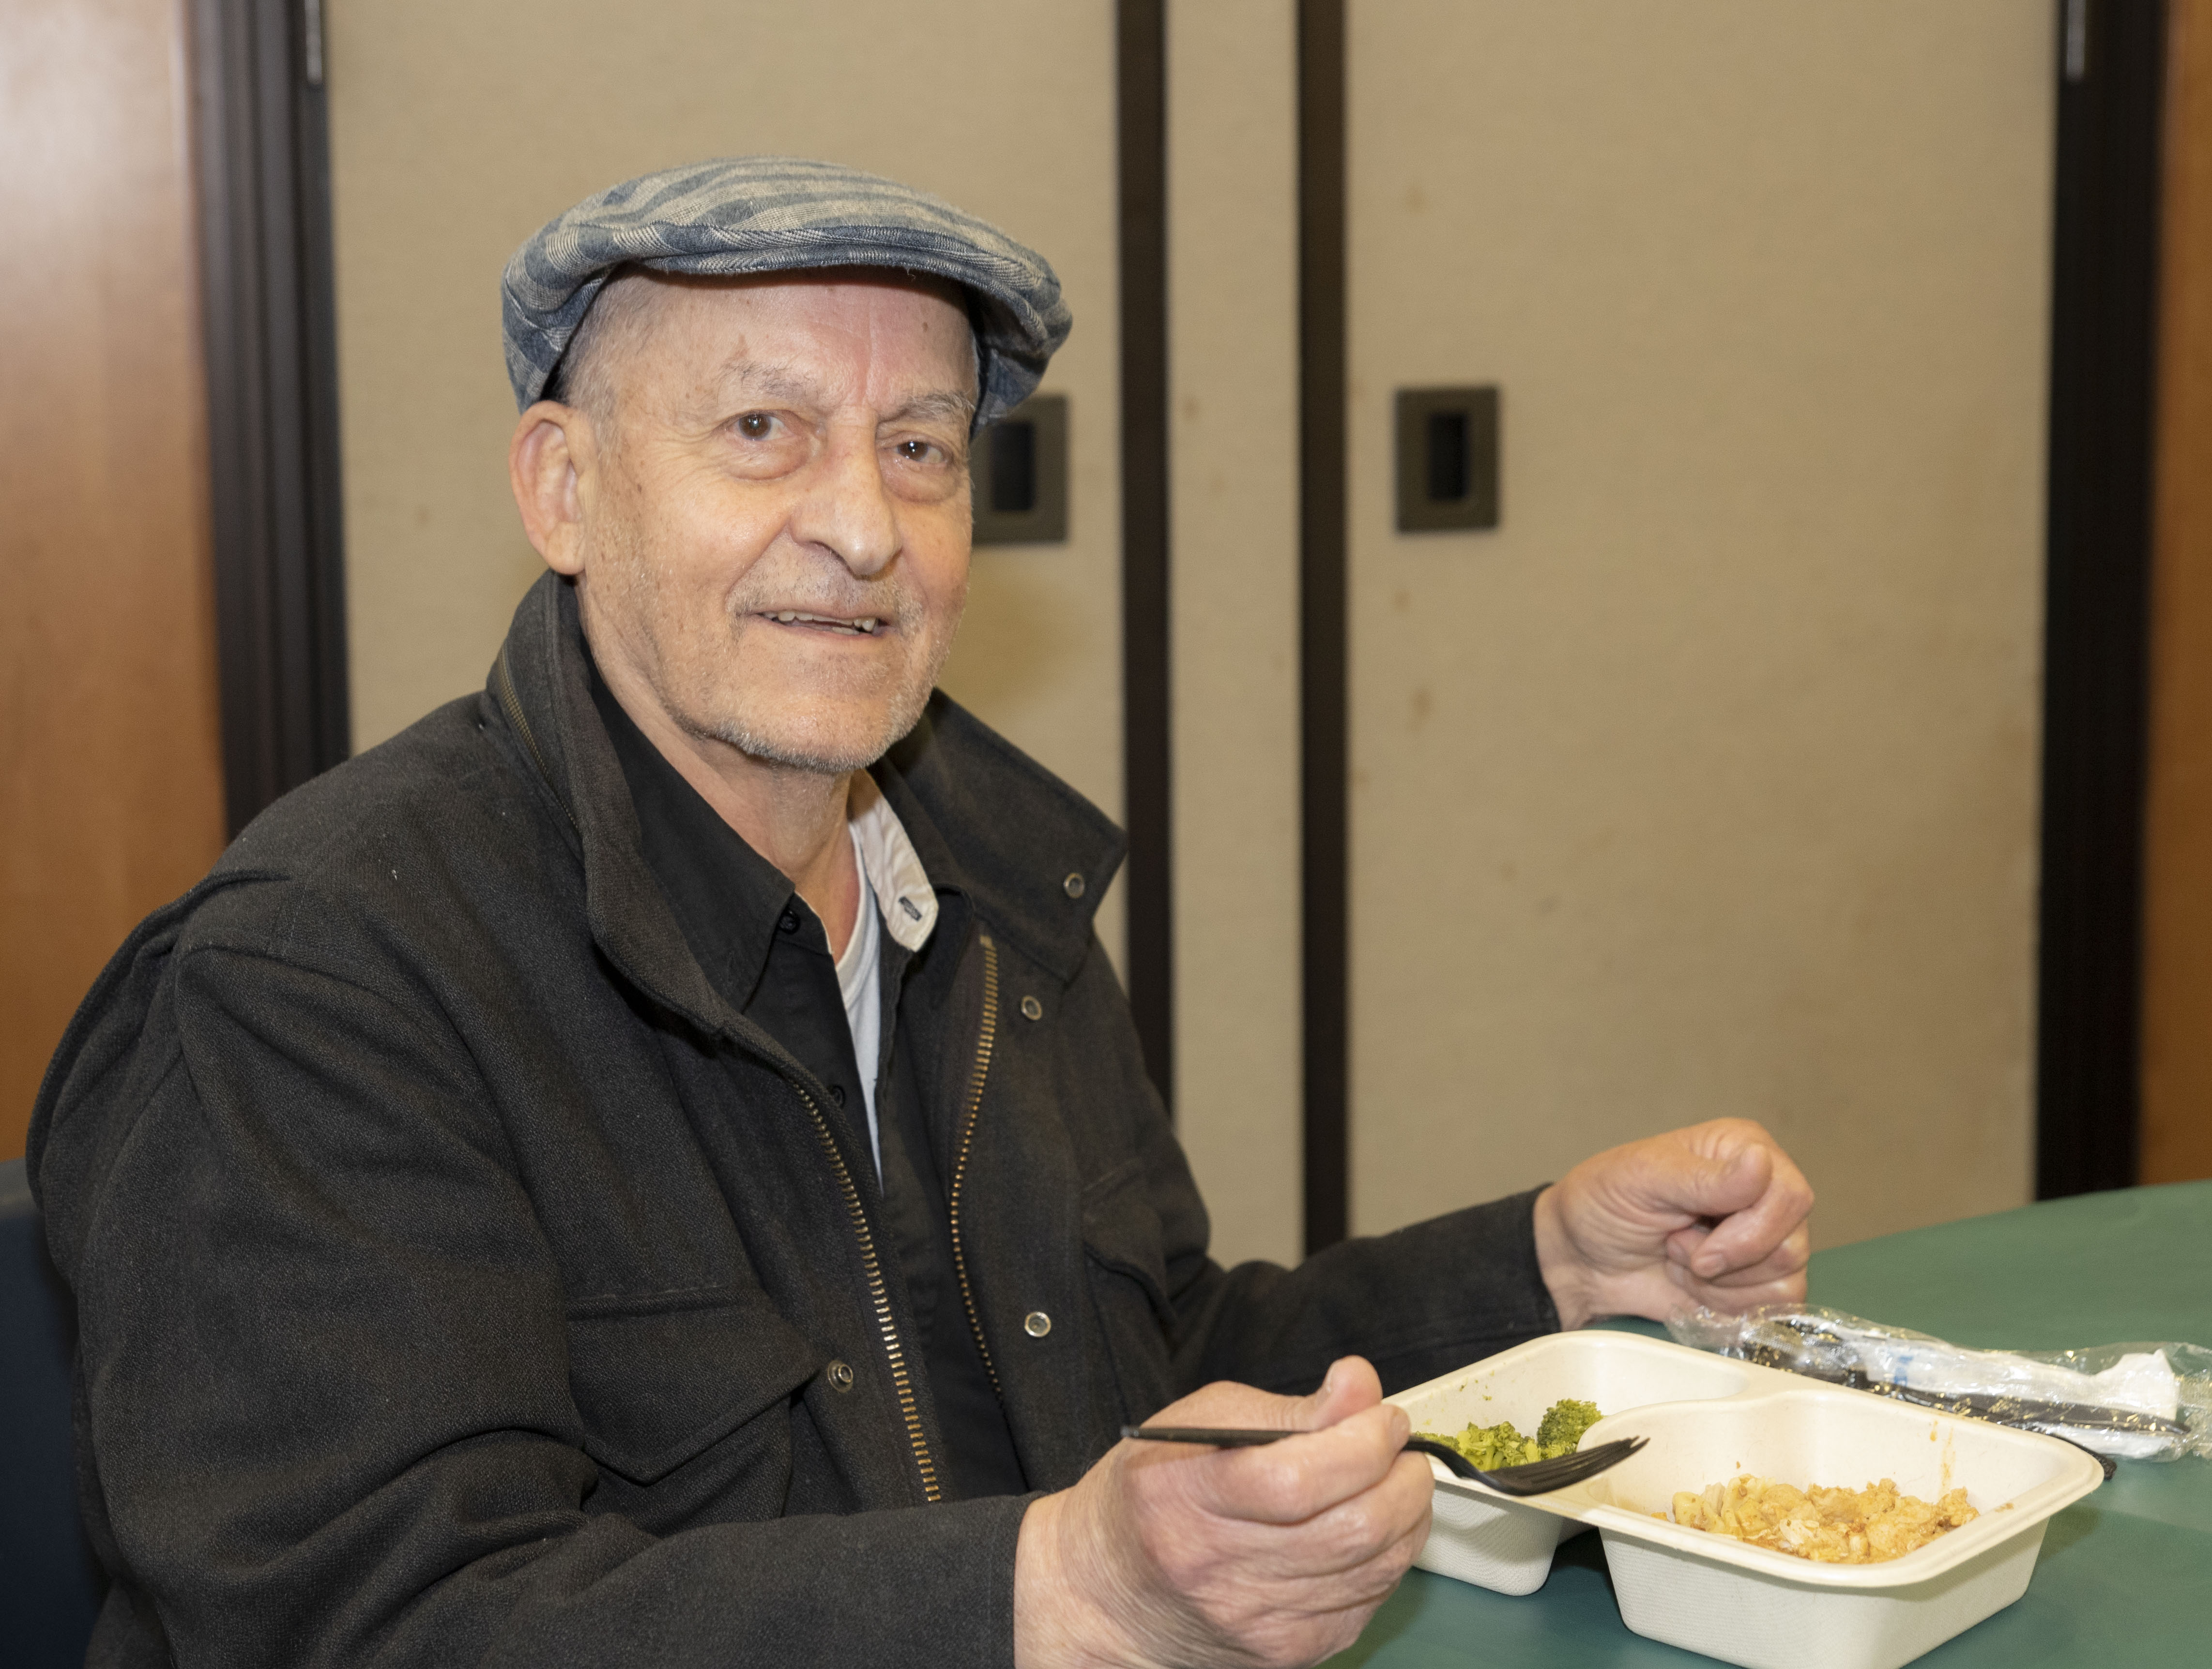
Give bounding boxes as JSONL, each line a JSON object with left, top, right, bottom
{"left": 490, "top": 573, "right": 1125, "bottom": 1032}
{"left": 585, "top": 651, "right": 803, "bottom": 1014}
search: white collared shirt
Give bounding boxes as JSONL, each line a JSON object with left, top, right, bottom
{"left": 833, "top": 781, "right": 938, "bottom": 1175}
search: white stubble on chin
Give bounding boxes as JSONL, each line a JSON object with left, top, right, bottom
{"left": 698, "top": 610, "right": 949, "bottom": 774}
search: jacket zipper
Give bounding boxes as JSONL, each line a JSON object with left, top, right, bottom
{"left": 495, "top": 640, "right": 949, "bottom": 1501}
{"left": 792, "top": 1079, "right": 944, "bottom": 1504}
{"left": 493, "top": 644, "right": 577, "bottom": 833}
{"left": 946, "top": 933, "right": 1004, "bottom": 1395}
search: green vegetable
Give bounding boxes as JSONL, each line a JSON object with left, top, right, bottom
{"left": 1421, "top": 1397, "right": 1604, "bottom": 1470}
{"left": 1536, "top": 1398, "right": 1602, "bottom": 1454}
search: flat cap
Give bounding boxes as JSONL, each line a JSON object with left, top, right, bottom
{"left": 502, "top": 155, "right": 1071, "bottom": 427}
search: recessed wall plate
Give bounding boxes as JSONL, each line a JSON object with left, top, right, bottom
{"left": 971, "top": 394, "right": 1069, "bottom": 545}
{"left": 1395, "top": 385, "right": 1499, "bottom": 532}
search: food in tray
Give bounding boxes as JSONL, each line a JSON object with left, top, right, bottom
{"left": 1420, "top": 1398, "right": 1604, "bottom": 1470}
{"left": 1667, "top": 1474, "right": 1978, "bottom": 1563}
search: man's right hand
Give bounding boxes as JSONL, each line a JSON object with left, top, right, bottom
{"left": 1013, "top": 1357, "right": 1432, "bottom": 1669}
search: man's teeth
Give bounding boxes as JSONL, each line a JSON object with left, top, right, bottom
{"left": 766, "top": 611, "right": 880, "bottom": 634}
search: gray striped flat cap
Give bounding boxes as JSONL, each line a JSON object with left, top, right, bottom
{"left": 502, "top": 156, "right": 1071, "bottom": 427}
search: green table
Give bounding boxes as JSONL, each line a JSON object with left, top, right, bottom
{"left": 1331, "top": 1181, "right": 2212, "bottom": 1667}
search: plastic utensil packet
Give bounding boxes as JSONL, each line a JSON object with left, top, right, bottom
{"left": 1667, "top": 1305, "right": 2212, "bottom": 1460}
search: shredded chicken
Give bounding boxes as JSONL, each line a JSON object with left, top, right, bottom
{"left": 1667, "top": 1474, "right": 1977, "bottom": 1563}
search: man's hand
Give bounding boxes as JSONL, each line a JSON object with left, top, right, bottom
{"left": 1532, "top": 1118, "right": 1814, "bottom": 1329}
{"left": 1014, "top": 1357, "right": 1430, "bottom": 1669}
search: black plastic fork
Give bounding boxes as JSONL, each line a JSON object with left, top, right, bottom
{"left": 1121, "top": 1426, "right": 1649, "bottom": 1497}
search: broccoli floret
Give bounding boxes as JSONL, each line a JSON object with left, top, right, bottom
{"left": 1536, "top": 1398, "right": 1603, "bottom": 1455}
{"left": 1420, "top": 1398, "right": 1605, "bottom": 1472}
{"left": 1448, "top": 1420, "right": 1543, "bottom": 1470}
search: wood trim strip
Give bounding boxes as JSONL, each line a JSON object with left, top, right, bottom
{"left": 2140, "top": 0, "right": 2212, "bottom": 1185}
{"left": 191, "top": 0, "right": 351, "bottom": 836}
{"left": 1118, "top": 0, "right": 1175, "bottom": 1110}
{"left": 1298, "top": 0, "right": 1348, "bottom": 1252}
{"left": 2037, "top": 0, "right": 2169, "bottom": 1197}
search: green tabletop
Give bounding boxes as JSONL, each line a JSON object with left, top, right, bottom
{"left": 1330, "top": 1180, "right": 2212, "bottom": 1668}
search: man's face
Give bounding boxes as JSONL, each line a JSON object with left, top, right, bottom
{"left": 562, "top": 272, "right": 976, "bottom": 773}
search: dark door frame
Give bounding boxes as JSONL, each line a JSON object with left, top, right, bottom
{"left": 2036, "top": 0, "right": 2168, "bottom": 1199}
{"left": 1118, "top": 0, "right": 1175, "bottom": 1113}
{"left": 1297, "top": 0, "right": 1350, "bottom": 1253}
{"left": 191, "top": 0, "right": 351, "bottom": 838}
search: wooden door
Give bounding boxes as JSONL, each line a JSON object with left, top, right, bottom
{"left": 0, "top": 0, "right": 229, "bottom": 1161}
{"left": 2142, "top": 0, "right": 2212, "bottom": 1186}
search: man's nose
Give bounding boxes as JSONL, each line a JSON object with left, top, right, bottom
{"left": 789, "top": 423, "right": 900, "bottom": 578}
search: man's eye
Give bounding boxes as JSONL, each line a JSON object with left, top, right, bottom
{"left": 736, "top": 413, "right": 775, "bottom": 439}
{"left": 897, "top": 438, "right": 944, "bottom": 463}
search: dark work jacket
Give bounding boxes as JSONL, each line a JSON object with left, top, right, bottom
{"left": 586, "top": 661, "right": 1026, "bottom": 1499}
{"left": 29, "top": 572, "right": 1559, "bottom": 1669}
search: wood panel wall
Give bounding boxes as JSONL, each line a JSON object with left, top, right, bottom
{"left": 2143, "top": 0, "right": 2212, "bottom": 1185}
{"left": 0, "top": 0, "right": 229, "bottom": 1161}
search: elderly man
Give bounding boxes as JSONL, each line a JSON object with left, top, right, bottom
{"left": 31, "top": 159, "right": 1811, "bottom": 1668}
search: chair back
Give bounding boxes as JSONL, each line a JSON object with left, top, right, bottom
{"left": 0, "top": 1156, "right": 105, "bottom": 1665}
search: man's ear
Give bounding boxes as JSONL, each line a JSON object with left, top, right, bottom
{"left": 510, "top": 400, "right": 596, "bottom": 576}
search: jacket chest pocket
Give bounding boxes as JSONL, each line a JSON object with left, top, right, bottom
{"left": 565, "top": 1290, "right": 821, "bottom": 1493}
{"left": 1080, "top": 1162, "right": 1178, "bottom": 1423}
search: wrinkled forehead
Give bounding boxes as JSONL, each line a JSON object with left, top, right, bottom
{"left": 598, "top": 267, "right": 981, "bottom": 412}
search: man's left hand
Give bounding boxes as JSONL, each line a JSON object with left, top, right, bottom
{"left": 1531, "top": 1118, "right": 1814, "bottom": 1329}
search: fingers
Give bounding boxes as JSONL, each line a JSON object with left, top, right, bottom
{"left": 1271, "top": 1506, "right": 1435, "bottom": 1665}
{"left": 1270, "top": 1451, "right": 1431, "bottom": 1563}
{"left": 1172, "top": 1471, "right": 1430, "bottom": 1669}
{"left": 1027, "top": 1363, "right": 1436, "bottom": 1668}
{"left": 1539, "top": 1118, "right": 1815, "bottom": 1327}
{"left": 1196, "top": 1397, "right": 1412, "bottom": 1527}
{"left": 1675, "top": 1219, "right": 1811, "bottom": 1298}
{"left": 1707, "top": 1221, "right": 1812, "bottom": 1285}
{"left": 1670, "top": 1259, "right": 1811, "bottom": 1312}
{"left": 1665, "top": 1214, "right": 1811, "bottom": 1282}
{"left": 1663, "top": 1138, "right": 1772, "bottom": 1225}
{"left": 1137, "top": 1354, "right": 1382, "bottom": 1439}
{"left": 1663, "top": 1220, "right": 1713, "bottom": 1267}
{"left": 1685, "top": 1134, "right": 1814, "bottom": 1279}
{"left": 1219, "top": 1448, "right": 1434, "bottom": 1585}
{"left": 1055, "top": 1391, "right": 1428, "bottom": 1667}
{"left": 1299, "top": 1355, "right": 1385, "bottom": 1430}
{"left": 1642, "top": 1122, "right": 1811, "bottom": 1278}
{"left": 1129, "top": 1357, "right": 1416, "bottom": 1530}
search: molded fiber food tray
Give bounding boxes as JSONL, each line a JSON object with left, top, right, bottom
{"left": 1391, "top": 1332, "right": 1757, "bottom": 1594}
{"left": 1389, "top": 1333, "right": 2105, "bottom": 1669}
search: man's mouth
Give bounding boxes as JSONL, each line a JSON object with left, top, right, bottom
{"left": 757, "top": 610, "right": 883, "bottom": 637}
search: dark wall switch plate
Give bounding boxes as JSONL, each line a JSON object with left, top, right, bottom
{"left": 1395, "top": 386, "right": 1499, "bottom": 532}
{"left": 971, "top": 394, "right": 1069, "bottom": 545}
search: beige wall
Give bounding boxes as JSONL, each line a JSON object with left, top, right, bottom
{"left": 324, "top": 0, "right": 1126, "bottom": 963}
{"left": 1345, "top": 1, "right": 2055, "bottom": 1249}
{"left": 1168, "top": 0, "right": 1304, "bottom": 1267}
